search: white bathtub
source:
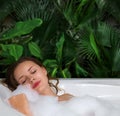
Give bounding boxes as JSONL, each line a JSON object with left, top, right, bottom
{"left": 1, "top": 78, "right": 120, "bottom": 100}
{"left": 58, "top": 78, "right": 120, "bottom": 101}
{"left": 1, "top": 78, "right": 120, "bottom": 116}
{"left": 1, "top": 78, "right": 120, "bottom": 97}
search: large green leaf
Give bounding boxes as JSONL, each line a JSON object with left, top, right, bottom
{"left": 1, "top": 18, "right": 42, "bottom": 40}
{"left": 0, "top": 44, "right": 23, "bottom": 61}
{"left": 28, "top": 42, "right": 43, "bottom": 60}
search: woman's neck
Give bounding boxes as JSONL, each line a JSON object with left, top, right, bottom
{"left": 39, "top": 86, "right": 58, "bottom": 97}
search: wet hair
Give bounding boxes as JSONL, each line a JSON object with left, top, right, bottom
{"left": 4, "top": 57, "right": 59, "bottom": 94}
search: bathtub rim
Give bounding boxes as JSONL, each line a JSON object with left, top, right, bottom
{"left": 1, "top": 78, "right": 120, "bottom": 86}
{"left": 58, "top": 78, "right": 120, "bottom": 86}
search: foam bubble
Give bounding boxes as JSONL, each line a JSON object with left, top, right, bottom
{"left": 11, "top": 85, "right": 120, "bottom": 116}
{"left": 11, "top": 84, "right": 40, "bottom": 102}
{"left": 64, "top": 95, "right": 120, "bottom": 116}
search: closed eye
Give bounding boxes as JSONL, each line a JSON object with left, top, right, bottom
{"left": 22, "top": 79, "right": 27, "bottom": 84}
{"left": 19, "top": 77, "right": 27, "bottom": 84}
{"left": 31, "top": 69, "right": 36, "bottom": 74}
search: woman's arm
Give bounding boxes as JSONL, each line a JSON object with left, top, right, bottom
{"left": 8, "top": 93, "right": 33, "bottom": 116}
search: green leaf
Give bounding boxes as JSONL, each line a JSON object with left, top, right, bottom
{"left": 28, "top": 42, "right": 43, "bottom": 60}
{"left": 56, "top": 34, "right": 65, "bottom": 64}
{"left": 75, "top": 62, "right": 88, "bottom": 77}
{"left": 61, "top": 68, "right": 71, "bottom": 78}
{"left": 0, "top": 44, "right": 23, "bottom": 61}
{"left": 51, "top": 67, "right": 58, "bottom": 77}
{"left": 43, "top": 59, "right": 58, "bottom": 68}
{"left": 90, "top": 33, "right": 101, "bottom": 62}
{"left": 9, "top": 44, "right": 23, "bottom": 61}
{"left": 1, "top": 18, "right": 42, "bottom": 40}
{"left": 43, "top": 59, "right": 58, "bottom": 77}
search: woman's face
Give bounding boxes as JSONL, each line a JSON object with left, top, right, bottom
{"left": 14, "top": 61, "right": 49, "bottom": 94}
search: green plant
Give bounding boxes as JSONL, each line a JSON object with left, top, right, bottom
{"left": 76, "top": 22, "right": 120, "bottom": 77}
{"left": 0, "top": 0, "right": 120, "bottom": 78}
{"left": 0, "top": 18, "right": 42, "bottom": 77}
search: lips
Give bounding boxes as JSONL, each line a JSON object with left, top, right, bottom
{"left": 32, "top": 80, "right": 41, "bottom": 89}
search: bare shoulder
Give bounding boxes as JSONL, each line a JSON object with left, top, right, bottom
{"left": 58, "top": 93, "right": 74, "bottom": 101}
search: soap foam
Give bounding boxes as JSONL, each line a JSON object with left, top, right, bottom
{"left": 10, "top": 85, "right": 120, "bottom": 116}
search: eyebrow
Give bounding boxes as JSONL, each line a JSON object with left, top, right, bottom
{"left": 28, "top": 66, "right": 33, "bottom": 71}
{"left": 18, "top": 66, "right": 33, "bottom": 81}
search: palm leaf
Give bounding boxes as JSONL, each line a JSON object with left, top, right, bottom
{"left": 90, "top": 32, "right": 101, "bottom": 62}
{"left": 54, "top": 0, "right": 97, "bottom": 27}
{"left": 75, "top": 62, "right": 88, "bottom": 77}
{"left": 11, "top": 0, "right": 55, "bottom": 21}
{"left": 77, "top": 27, "right": 98, "bottom": 60}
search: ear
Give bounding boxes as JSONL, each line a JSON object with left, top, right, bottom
{"left": 42, "top": 67, "right": 47, "bottom": 75}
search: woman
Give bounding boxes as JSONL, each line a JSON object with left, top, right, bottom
{"left": 5, "top": 57, "right": 119, "bottom": 116}
{"left": 5, "top": 57, "right": 73, "bottom": 101}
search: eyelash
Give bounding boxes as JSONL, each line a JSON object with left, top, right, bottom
{"left": 31, "top": 70, "right": 36, "bottom": 74}
{"left": 22, "top": 81, "right": 25, "bottom": 84}
{"left": 22, "top": 79, "right": 26, "bottom": 84}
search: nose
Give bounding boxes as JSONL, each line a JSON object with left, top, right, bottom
{"left": 29, "top": 76, "right": 35, "bottom": 83}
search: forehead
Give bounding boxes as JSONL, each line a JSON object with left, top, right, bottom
{"left": 17, "top": 60, "right": 37, "bottom": 68}
{"left": 14, "top": 61, "right": 38, "bottom": 80}
{"left": 14, "top": 61, "right": 38, "bottom": 74}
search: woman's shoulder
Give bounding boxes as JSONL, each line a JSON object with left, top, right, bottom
{"left": 58, "top": 93, "right": 74, "bottom": 101}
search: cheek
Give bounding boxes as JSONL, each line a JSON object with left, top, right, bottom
{"left": 41, "top": 74, "right": 48, "bottom": 82}
{"left": 34, "top": 73, "right": 47, "bottom": 82}
{"left": 40, "top": 74, "right": 49, "bottom": 85}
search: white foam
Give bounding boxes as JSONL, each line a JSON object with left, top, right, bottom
{"left": 10, "top": 85, "right": 120, "bottom": 116}
{"left": 64, "top": 96, "right": 120, "bottom": 116}
{"left": 11, "top": 84, "right": 40, "bottom": 102}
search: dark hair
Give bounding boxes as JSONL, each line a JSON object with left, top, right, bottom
{"left": 4, "top": 57, "right": 59, "bottom": 93}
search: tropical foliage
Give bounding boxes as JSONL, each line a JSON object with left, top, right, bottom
{"left": 0, "top": 0, "right": 120, "bottom": 78}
